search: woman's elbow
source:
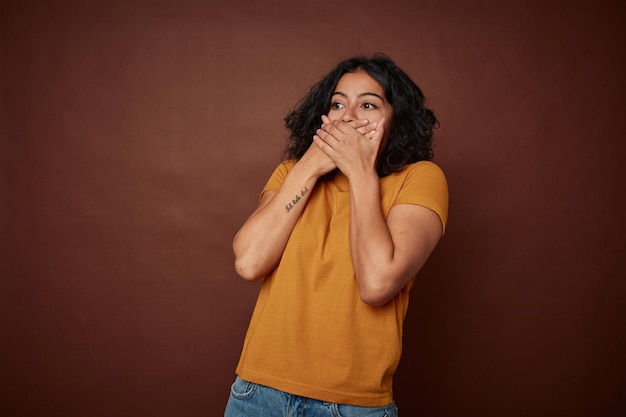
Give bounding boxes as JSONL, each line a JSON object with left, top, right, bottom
{"left": 356, "top": 271, "right": 412, "bottom": 306}
{"left": 234, "top": 250, "right": 280, "bottom": 282}
{"left": 234, "top": 257, "right": 266, "bottom": 282}
{"left": 358, "top": 285, "right": 395, "bottom": 306}
{"left": 233, "top": 239, "right": 264, "bottom": 281}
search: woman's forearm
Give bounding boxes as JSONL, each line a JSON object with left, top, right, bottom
{"left": 348, "top": 171, "right": 398, "bottom": 304}
{"left": 349, "top": 170, "right": 443, "bottom": 305}
{"left": 233, "top": 162, "right": 321, "bottom": 281}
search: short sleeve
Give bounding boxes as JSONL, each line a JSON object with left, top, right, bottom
{"left": 261, "top": 160, "right": 296, "bottom": 196}
{"left": 394, "top": 161, "right": 449, "bottom": 234}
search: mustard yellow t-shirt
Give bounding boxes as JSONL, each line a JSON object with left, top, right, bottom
{"left": 236, "top": 160, "right": 448, "bottom": 406}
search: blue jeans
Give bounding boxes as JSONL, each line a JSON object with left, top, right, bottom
{"left": 224, "top": 376, "right": 398, "bottom": 417}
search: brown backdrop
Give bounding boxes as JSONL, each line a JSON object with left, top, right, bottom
{"left": 2, "top": 1, "right": 625, "bottom": 416}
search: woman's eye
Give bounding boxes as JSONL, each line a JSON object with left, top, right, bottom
{"left": 363, "top": 103, "right": 378, "bottom": 110}
{"left": 330, "top": 102, "right": 344, "bottom": 110}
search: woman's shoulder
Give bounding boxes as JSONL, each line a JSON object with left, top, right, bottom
{"left": 262, "top": 159, "right": 297, "bottom": 191}
{"left": 274, "top": 159, "right": 297, "bottom": 172}
{"left": 268, "top": 159, "right": 297, "bottom": 176}
{"left": 394, "top": 160, "right": 446, "bottom": 181}
{"left": 405, "top": 160, "right": 444, "bottom": 172}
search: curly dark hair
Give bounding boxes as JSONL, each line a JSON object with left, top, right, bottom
{"left": 284, "top": 54, "right": 438, "bottom": 177}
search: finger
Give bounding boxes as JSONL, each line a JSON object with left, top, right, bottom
{"left": 347, "top": 119, "right": 369, "bottom": 128}
{"left": 314, "top": 128, "right": 339, "bottom": 147}
{"left": 321, "top": 120, "right": 360, "bottom": 137}
{"left": 321, "top": 115, "right": 368, "bottom": 132}
{"left": 369, "top": 118, "right": 386, "bottom": 143}
{"left": 319, "top": 116, "right": 342, "bottom": 138}
{"left": 357, "top": 121, "right": 378, "bottom": 136}
{"left": 313, "top": 134, "right": 337, "bottom": 156}
{"left": 335, "top": 119, "right": 368, "bottom": 132}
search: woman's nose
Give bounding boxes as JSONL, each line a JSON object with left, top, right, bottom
{"left": 341, "top": 106, "right": 356, "bottom": 122}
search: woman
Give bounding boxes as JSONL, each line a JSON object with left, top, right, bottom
{"left": 225, "top": 54, "right": 448, "bottom": 417}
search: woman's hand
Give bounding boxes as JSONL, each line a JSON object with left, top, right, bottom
{"left": 313, "top": 115, "right": 386, "bottom": 180}
{"left": 298, "top": 137, "right": 337, "bottom": 178}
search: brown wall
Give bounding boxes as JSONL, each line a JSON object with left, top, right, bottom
{"left": 2, "top": 1, "right": 624, "bottom": 416}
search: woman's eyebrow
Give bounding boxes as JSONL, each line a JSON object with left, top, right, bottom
{"left": 332, "top": 91, "right": 384, "bottom": 101}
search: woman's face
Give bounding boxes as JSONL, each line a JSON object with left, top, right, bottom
{"left": 327, "top": 69, "right": 393, "bottom": 130}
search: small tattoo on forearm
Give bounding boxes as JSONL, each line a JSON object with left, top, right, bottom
{"left": 285, "top": 187, "right": 309, "bottom": 212}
